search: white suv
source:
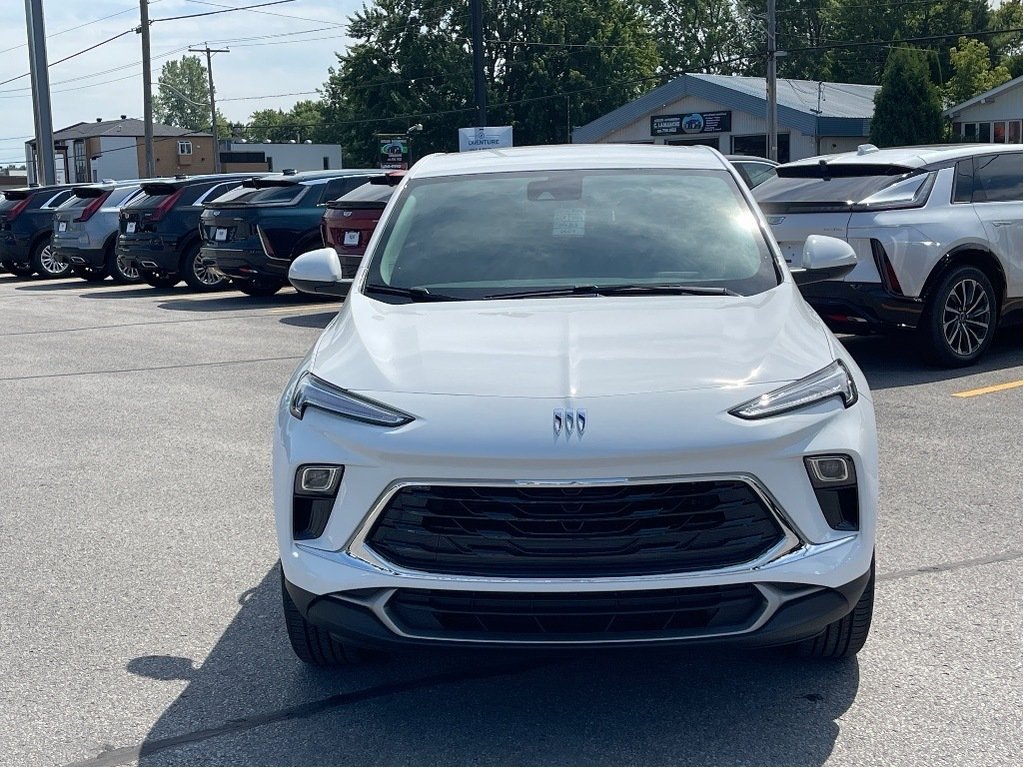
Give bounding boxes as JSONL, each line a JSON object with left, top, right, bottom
{"left": 755, "top": 144, "right": 1022, "bottom": 366}
{"left": 274, "top": 145, "right": 877, "bottom": 665}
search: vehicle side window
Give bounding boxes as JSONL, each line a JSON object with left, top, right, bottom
{"left": 42, "top": 190, "right": 73, "bottom": 209}
{"left": 740, "top": 163, "right": 777, "bottom": 189}
{"left": 952, "top": 159, "right": 973, "bottom": 203}
{"left": 973, "top": 153, "right": 1023, "bottom": 203}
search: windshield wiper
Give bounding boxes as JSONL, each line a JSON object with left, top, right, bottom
{"left": 363, "top": 283, "right": 464, "bottom": 302}
{"left": 484, "top": 283, "right": 740, "bottom": 299}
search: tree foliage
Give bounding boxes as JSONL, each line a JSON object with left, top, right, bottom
{"left": 319, "top": 0, "right": 658, "bottom": 166}
{"left": 944, "top": 37, "right": 1012, "bottom": 106}
{"left": 869, "top": 47, "right": 943, "bottom": 147}
{"left": 154, "top": 56, "right": 214, "bottom": 131}
{"left": 240, "top": 101, "right": 328, "bottom": 143}
{"left": 639, "top": 0, "right": 744, "bottom": 75}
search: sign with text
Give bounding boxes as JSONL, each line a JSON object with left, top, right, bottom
{"left": 458, "top": 125, "right": 514, "bottom": 152}
{"left": 379, "top": 138, "right": 409, "bottom": 170}
{"left": 651, "top": 111, "right": 732, "bottom": 137}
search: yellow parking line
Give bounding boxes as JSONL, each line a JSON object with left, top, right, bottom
{"left": 952, "top": 380, "right": 1023, "bottom": 398}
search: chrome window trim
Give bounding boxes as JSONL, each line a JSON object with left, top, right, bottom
{"left": 324, "top": 581, "right": 825, "bottom": 645}
{"left": 330, "top": 473, "right": 808, "bottom": 584}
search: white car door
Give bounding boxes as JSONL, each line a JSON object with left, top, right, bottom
{"left": 972, "top": 151, "right": 1023, "bottom": 299}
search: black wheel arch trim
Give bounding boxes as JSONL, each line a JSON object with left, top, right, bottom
{"left": 922, "top": 244, "right": 1008, "bottom": 312}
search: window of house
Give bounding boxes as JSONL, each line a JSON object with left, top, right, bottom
{"left": 177, "top": 140, "right": 193, "bottom": 155}
{"left": 978, "top": 122, "right": 991, "bottom": 142}
{"left": 1010, "top": 121, "right": 1022, "bottom": 144}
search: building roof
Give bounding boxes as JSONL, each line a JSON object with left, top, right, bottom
{"left": 412, "top": 144, "right": 730, "bottom": 178}
{"left": 46, "top": 118, "right": 211, "bottom": 142}
{"left": 943, "top": 76, "right": 1023, "bottom": 118}
{"left": 573, "top": 73, "right": 879, "bottom": 143}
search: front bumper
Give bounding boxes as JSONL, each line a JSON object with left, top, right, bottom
{"left": 802, "top": 280, "right": 923, "bottom": 334}
{"left": 200, "top": 245, "right": 288, "bottom": 281}
{"left": 274, "top": 380, "right": 878, "bottom": 648}
{"left": 284, "top": 566, "right": 873, "bottom": 650}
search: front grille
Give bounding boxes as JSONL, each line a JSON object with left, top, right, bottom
{"left": 365, "top": 481, "right": 786, "bottom": 577}
{"left": 387, "top": 584, "right": 765, "bottom": 641}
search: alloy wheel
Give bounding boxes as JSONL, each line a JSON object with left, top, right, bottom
{"left": 39, "top": 245, "right": 69, "bottom": 277}
{"left": 116, "top": 254, "right": 139, "bottom": 281}
{"left": 941, "top": 277, "right": 991, "bottom": 357}
{"left": 192, "top": 252, "right": 224, "bottom": 286}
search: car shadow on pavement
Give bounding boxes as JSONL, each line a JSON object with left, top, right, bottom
{"left": 156, "top": 291, "right": 336, "bottom": 313}
{"left": 13, "top": 279, "right": 114, "bottom": 291}
{"left": 278, "top": 311, "right": 338, "bottom": 329}
{"left": 839, "top": 327, "right": 1022, "bottom": 391}
{"left": 79, "top": 286, "right": 184, "bottom": 299}
{"left": 110, "top": 566, "right": 859, "bottom": 766}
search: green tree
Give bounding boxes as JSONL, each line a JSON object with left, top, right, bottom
{"left": 154, "top": 56, "right": 215, "bottom": 130}
{"left": 735, "top": 0, "right": 839, "bottom": 81}
{"left": 990, "top": 0, "right": 1022, "bottom": 77}
{"left": 869, "top": 47, "right": 943, "bottom": 146}
{"left": 944, "top": 37, "right": 1012, "bottom": 106}
{"left": 321, "top": 0, "right": 659, "bottom": 166}
{"left": 639, "top": 0, "right": 745, "bottom": 74}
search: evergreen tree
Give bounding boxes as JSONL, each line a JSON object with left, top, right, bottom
{"left": 869, "top": 47, "right": 943, "bottom": 147}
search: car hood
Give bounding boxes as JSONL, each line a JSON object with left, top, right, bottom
{"left": 310, "top": 285, "right": 833, "bottom": 398}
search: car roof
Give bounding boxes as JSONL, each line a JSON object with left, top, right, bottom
{"left": 726, "top": 155, "right": 779, "bottom": 165}
{"left": 410, "top": 144, "right": 731, "bottom": 178}
{"left": 784, "top": 143, "right": 1021, "bottom": 169}
{"left": 262, "top": 169, "right": 379, "bottom": 183}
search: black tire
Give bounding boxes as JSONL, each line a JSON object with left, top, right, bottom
{"left": 234, "top": 277, "right": 283, "bottom": 297}
{"left": 72, "top": 265, "right": 108, "bottom": 282}
{"left": 106, "top": 243, "right": 141, "bottom": 284}
{"left": 31, "top": 239, "right": 71, "bottom": 278}
{"left": 142, "top": 272, "right": 181, "bottom": 289}
{"left": 921, "top": 265, "right": 997, "bottom": 367}
{"left": 793, "top": 560, "right": 874, "bottom": 659}
{"left": 181, "top": 243, "right": 228, "bottom": 292}
{"left": 281, "top": 569, "right": 363, "bottom": 666}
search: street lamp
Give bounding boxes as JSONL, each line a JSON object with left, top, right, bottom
{"left": 406, "top": 123, "right": 423, "bottom": 165}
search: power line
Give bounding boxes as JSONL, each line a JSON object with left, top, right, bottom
{"left": 0, "top": 0, "right": 167, "bottom": 56}
{"left": 182, "top": 0, "right": 346, "bottom": 28}
{"left": 151, "top": 0, "right": 297, "bottom": 23}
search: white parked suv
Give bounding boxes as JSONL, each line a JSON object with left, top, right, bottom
{"left": 275, "top": 145, "right": 878, "bottom": 665}
{"left": 755, "top": 144, "right": 1022, "bottom": 366}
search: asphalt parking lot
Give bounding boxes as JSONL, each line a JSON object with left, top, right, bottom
{"left": 0, "top": 274, "right": 1021, "bottom": 767}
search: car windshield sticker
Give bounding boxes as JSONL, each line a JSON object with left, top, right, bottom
{"left": 552, "top": 208, "right": 585, "bottom": 236}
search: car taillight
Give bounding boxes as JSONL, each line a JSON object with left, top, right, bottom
{"left": 150, "top": 188, "right": 184, "bottom": 222}
{"left": 75, "top": 191, "right": 111, "bottom": 222}
{"left": 6, "top": 196, "right": 31, "bottom": 221}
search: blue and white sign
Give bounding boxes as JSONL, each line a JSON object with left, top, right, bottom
{"left": 458, "top": 126, "right": 514, "bottom": 152}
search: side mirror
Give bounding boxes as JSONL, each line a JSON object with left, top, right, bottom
{"left": 288, "top": 247, "right": 350, "bottom": 297}
{"left": 792, "top": 235, "right": 857, "bottom": 286}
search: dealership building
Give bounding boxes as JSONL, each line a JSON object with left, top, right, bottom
{"left": 572, "top": 73, "right": 879, "bottom": 162}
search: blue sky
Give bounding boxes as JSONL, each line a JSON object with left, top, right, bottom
{"left": 0, "top": 0, "right": 364, "bottom": 165}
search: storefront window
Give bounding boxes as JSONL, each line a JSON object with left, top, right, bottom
{"left": 978, "top": 122, "right": 991, "bottom": 142}
{"left": 730, "top": 134, "right": 791, "bottom": 163}
{"left": 1009, "top": 121, "right": 1021, "bottom": 144}
{"left": 994, "top": 122, "right": 1006, "bottom": 143}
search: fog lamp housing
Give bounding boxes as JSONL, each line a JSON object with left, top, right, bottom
{"left": 292, "top": 464, "right": 343, "bottom": 540}
{"left": 804, "top": 454, "right": 859, "bottom": 531}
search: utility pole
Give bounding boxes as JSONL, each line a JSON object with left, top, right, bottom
{"left": 139, "top": 0, "right": 155, "bottom": 177}
{"left": 24, "top": 0, "right": 55, "bottom": 185}
{"left": 766, "top": 0, "right": 778, "bottom": 161}
{"left": 470, "top": 0, "right": 486, "bottom": 127}
{"left": 189, "top": 44, "right": 229, "bottom": 173}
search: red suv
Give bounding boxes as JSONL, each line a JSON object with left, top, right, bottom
{"left": 321, "top": 174, "right": 401, "bottom": 281}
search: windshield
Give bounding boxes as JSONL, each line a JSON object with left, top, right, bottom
{"left": 363, "top": 169, "right": 778, "bottom": 300}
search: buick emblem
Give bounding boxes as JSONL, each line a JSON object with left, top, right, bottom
{"left": 553, "top": 408, "right": 586, "bottom": 438}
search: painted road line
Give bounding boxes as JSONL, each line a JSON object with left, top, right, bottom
{"left": 952, "top": 380, "right": 1023, "bottom": 398}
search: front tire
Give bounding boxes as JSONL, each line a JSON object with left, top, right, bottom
{"left": 181, "top": 244, "right": 227, "bottom": 292}
{"left": 793, "top": 560, "right": 874, "bottom": 659}
{"left": 234, "top": 277, "right": 283, "bottom": 297}
{"left": 31, "top": 240, "right": 71, "bottom": 278}
{"left": 922, "top": 265, "right": 997, "bottom": 367}
{"left": 281, "top": 569, "right": 363, "bottom": 666}
{"left": 106, "top": 244, "right": 141, "bottom": 284}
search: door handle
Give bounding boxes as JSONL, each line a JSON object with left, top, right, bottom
{"left": 991, "top": 221, "right": 1016, "bottom": 227}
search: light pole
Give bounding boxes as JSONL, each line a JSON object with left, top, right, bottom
{"left": 406, "top": 123, "right": 423, "bottom": 165}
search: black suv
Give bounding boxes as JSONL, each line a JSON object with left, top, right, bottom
{"left": 199, "top": 169, "right": 377, "bottom": 296}
{"left": 0, "top": 185, "right": 79, "bottom": 277}
{"left": 118, "top": 174, "right": 257, "bottom": 291}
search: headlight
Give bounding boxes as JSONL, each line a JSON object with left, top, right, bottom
{"left": 288, "top": 371, "right": 413, "bottom": 426}
{"left": 729, "top": 360, "right": 858, "bottom": 420}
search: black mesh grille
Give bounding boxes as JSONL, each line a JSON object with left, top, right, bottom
{"left": 365, "top": 481, "right": 785, "bottom": 577}
{"left": 387, "top": 584, "right": 765, "bottom": 640}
